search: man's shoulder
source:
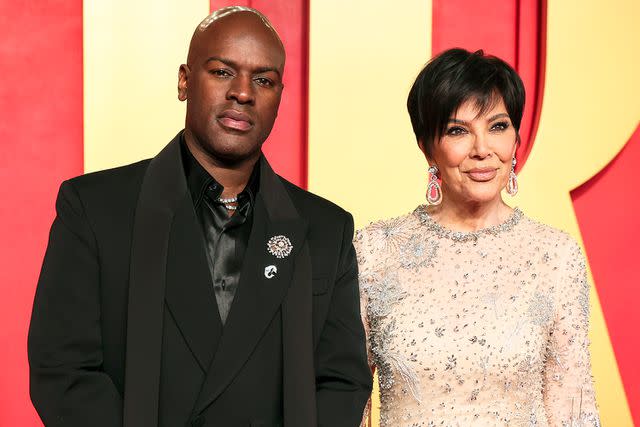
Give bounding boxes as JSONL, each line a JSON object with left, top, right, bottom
{"left": 58, "top": 159, "right": 152, "bottom": 221}
{"left": 279, "top": 177, "right": 351, "bottom": 224}
{"left": 66, "top": 159, "right": 151, "bottom": 199}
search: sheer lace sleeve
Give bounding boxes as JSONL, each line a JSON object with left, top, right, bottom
{"left": 354, "top": 228, "right": 375, "bottom": 427}
{"left": 543, "top": 237, "right": 600, "bottom": 426}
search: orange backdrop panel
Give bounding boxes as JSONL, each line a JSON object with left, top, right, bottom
{"left": 0, "top": 1, "right": 84, "bottom": 426}
{"left": 572, "top": 124, "right": 640, "bottom": 426}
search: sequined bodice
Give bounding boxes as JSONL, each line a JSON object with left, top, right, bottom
{"left": 355, "top": 207, "right": 599, "bottom": 427}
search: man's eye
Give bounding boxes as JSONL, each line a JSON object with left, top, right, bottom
{"left": 254, "top": 77, "right": 273, "bottom": 87}
{"left": 210, "top": 69, "right": 231, "bottom": 77}
{"left": 446, "top": 126, "right": 466, "bottom": 136}
{"left": 491, "top": 121, "right": 510, "bottom": 131}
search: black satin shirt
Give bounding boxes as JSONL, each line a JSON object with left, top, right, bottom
{"left": 181, "top": 140, "right": 259, "bottom": 324}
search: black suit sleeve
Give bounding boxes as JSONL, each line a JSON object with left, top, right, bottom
{"left": 28, "top": 181, "right": 123, "bottom": 426}
{"left": 315, "top": 213, "right": 373, "bottom": 427}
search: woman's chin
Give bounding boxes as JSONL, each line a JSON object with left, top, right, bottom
{"left": 459, "top": 190, "right": 504, "bottom": 206}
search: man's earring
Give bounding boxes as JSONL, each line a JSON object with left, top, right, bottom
{"left": 426, "top": 165, "right": 442, "bottom": 205}
{"left": 506, "top": 158, "right": 518, "bottom": 196}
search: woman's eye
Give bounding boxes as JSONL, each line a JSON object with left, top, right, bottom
{"left": 491, "top": 121, "right": 510, "bottom": 131}
{"left": 446, "top": 126, "right": 466, "bottom": 136}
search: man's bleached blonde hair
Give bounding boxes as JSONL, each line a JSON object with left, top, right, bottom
{"left": 198, "top": 6, "right": 278, "bottom": 37}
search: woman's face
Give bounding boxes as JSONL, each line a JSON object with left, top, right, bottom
{"left": 421, "top": 96, "right": 517, "bottom": 206}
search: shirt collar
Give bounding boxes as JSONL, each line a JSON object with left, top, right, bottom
{"left": 180, "top": 133, "right": 260, "bottom": 208}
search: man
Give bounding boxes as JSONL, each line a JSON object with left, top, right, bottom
{"left": 28, "top": 7, "right": 372, "bottom": 427}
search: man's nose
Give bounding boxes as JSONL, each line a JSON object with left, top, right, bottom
{"left": 226, "top": 75, "right": 255, "bottom": 105}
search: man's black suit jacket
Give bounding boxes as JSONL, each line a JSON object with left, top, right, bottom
{"left": 28, "top": 134, "right": 373, "bottom": 427}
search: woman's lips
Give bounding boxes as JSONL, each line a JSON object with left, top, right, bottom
{"left": 217, "top": 110, "right": 253, "bottom": 132}
{"left": 466, "top": 168, "right": 498, "bottom": 182}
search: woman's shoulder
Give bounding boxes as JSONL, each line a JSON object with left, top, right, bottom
{"left": 353, "top": 207, "right": 425, "bottom": 275}
{"left": 518, "top": 213, "right": 584, "bottom": 262}
{"left": 355, "top": 208, "right": 423, "bottom": 249}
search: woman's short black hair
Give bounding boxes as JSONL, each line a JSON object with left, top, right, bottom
{"left": 407, "top": 48, "right": 525, "bottom": 157}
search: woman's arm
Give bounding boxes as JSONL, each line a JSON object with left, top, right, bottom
{"left": 542, "top": 237, "right": 600, "bottom": 426}
{"left": 354, "top": 228, "right": 377, "bottom": 427}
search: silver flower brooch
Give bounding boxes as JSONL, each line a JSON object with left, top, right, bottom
{"left": 267, "top": 235, "right": 293, "bottom": 259}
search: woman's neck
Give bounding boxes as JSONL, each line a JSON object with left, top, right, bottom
{"left": 426, "top": 196, "right": 513, "bottom": 232}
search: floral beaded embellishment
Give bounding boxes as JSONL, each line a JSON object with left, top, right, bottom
{"left": 415, "top": 205, "right": 523, "bottom": 243}
{"left": 267, "top": 235, "right": 293, "bottom": 259}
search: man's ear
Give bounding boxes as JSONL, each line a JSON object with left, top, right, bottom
{"left": 178, "top": 64, "right": 189, "bottom": 101}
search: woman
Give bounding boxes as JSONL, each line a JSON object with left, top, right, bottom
{"left": 356, "top": 48, "right": 600, "bottom": 426}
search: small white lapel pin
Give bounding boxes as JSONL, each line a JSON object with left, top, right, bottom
{"left": 264, "top": 265, "right": 278, "bottom": 279}
{"left": 267, "top": 235, "right": 293, "bottom": 259}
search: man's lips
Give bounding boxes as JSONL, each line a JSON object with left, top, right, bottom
{"left": 217, "top": 110, "right": 253, "bottom": 132}
{"left": 465, "top": 168, "right": 498, "bottom": 182}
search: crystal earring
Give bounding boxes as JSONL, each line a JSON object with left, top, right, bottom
{"left": 506, "top": 157, "right": 518, "bottom": 196}
{"left": 426, "top": 165, "right": 442, "bottom": 205}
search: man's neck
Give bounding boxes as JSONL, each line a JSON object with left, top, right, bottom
{"left": 184, "top": 135, "right": 259, "bottom": 198}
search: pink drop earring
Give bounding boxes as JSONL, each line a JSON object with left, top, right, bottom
{"left": 426, "top": 165, "right": 442, "bottom": 205}
{"left": 506, "top": 158, "right": 518, "bottom": 196}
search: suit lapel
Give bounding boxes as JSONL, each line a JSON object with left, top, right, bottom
{"left": 194, "top": 157, "right": 309, "bottom": 414}
{"left": 124, "top": 133, "right": 189, "bottom": 427}
{"left": 164, "top": 196, "right": 223, "bottom": 371}
{"left": 281, "top": 241, "right": 316, "bottom": 427}
{"left": 259, "top": 159, "right": 316, "bottom": 425}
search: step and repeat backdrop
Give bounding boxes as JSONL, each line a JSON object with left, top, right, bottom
{"left": 1, "top": 0, "right": 638, "bottom": 425}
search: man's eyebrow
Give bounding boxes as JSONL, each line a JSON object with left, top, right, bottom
{"left": 254, "top": 66, "right": 282, "bottom": 77}
{"left": 205, "top": 56, "right": 281, "bottom": 78}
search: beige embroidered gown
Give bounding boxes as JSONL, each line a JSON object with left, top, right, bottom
{"left": 355, "top": 206, "right": 600, "bottom": 426}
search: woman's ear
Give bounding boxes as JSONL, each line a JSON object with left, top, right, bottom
{"left": 511, "top": 137, "right": 519, "bottom": 159}
{"left": 418, "top": 138, "right": 433, "bottom": 165}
